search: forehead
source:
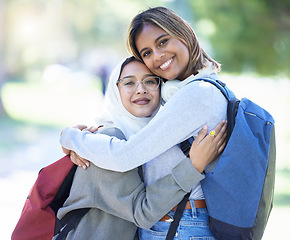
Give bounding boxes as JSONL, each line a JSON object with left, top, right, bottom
{"left": 120, "top": 61, "right": 152, "bottom": 78}
{"left": 136, "top": 24, "right": 168, "bottom": 46}
{"left": 141, "top": 23, "right": 167, "bottom": 34}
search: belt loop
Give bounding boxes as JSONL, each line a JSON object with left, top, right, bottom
{"left": 190, "top": 200, "right": 197, "bottom": 218}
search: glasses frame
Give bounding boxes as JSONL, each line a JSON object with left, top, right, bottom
{"left": 117, "top": 76, "right": 161, "bottom": 92}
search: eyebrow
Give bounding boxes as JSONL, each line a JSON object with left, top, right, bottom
{"left": 139, "top": 34, "right": 169, "bottom": 56}
{"left": 119, "top": 74, "right": 156, "bottom": 81}
{"left": 121, "top": 75, "right": 134, "bottom": 80}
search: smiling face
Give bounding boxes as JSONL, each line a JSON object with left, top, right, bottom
{"left": 135, "top": 24, "right": 190, "bottom": 81}
{"left": 117, "top": 60, "right": 160, "bottom": 118}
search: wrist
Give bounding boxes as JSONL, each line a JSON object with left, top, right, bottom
{"left": 191, "top": 159, "right": 205, "bottom": 173}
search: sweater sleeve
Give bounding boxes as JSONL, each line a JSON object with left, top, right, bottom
{"left": 60, "top": 81, "right": 227, "bottom": 172}
{"left": 111, "top": 159, "right": 205, "bottom": 229}
{"left": 61, "top": 157, "right": 204, "bottom": 229}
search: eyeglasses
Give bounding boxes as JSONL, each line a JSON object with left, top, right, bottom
{"left": 117, "top": 76, "right": 161, "bottom": 92}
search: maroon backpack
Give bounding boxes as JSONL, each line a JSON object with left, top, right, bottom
{"left": 12, "top": 155, "right": 90, "bottom": 240}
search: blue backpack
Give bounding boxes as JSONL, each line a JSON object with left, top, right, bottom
{"left": 189, "top": 78, "right": 276, "bottom": 240}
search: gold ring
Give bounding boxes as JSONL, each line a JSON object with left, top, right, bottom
{"left": 209, "top": 130, "right": 216, "bottom": 137}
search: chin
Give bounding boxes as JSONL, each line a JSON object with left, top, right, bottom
{"left": 135, "top": 111, "right": 151, "bottom": 118}
{"left": 162, "top": 72, "right": 179, "bottom": 81}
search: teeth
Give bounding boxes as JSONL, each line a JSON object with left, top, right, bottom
{"left": 160, "top": 58, "right": 172, "bottom": 69}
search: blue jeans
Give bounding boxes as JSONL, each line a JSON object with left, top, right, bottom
{"left": 139, "top": 200, "right": 216, "bottom": 240}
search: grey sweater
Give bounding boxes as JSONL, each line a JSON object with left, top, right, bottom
{"left": 54, "top": 127, "right": 203, "bottom": 240}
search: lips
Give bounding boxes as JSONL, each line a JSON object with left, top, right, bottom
{"left": 159, "top": 57, "right": 173, "bottom": 70}
{"left": 133, "top": 98, "right": 150, "bottom": 105}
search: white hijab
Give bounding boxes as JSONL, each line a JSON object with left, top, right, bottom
{"left": 95, "top": 57, "right": 160, "bottom": 139}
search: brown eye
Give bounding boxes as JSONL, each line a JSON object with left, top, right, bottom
{"left": 159, "top": 38, "right": 169, "bottom": 47}
{"left": 142, "top": 50, "right": 151, "bottom": 58}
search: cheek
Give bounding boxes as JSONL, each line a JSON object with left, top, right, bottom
{"left": 181, "top": 46, "right": 190, "bottom": 63}
{"left": 152, "top": 92, "right": 161, "bottom": 109}
{"left": 119, "top": 91, "right": 131, "bottom": 108}
{"left": 142, "top": 58, "right": 155, "bottom": 73}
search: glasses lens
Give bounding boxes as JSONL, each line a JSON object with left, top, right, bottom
{"left": 143, "top": 76, "right": 160, "bottom": 90}
{"left": 119, "top": 76, "right": 160, "bottom": 92}
{"left": 119, "top": 77, "right": 136, "bottom": 91}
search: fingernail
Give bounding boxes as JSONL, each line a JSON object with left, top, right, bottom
{"left": 203, "top": 125, "right": 207, "bottom": 129}
{"left": 86, "top": 162, "right": 90, "bottom": 167}
{"left": 83, "top": 165, "right": 86, "bottom": 170}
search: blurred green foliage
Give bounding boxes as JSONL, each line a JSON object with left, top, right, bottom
{"left": 191, "top": 0, "right": 290, "bottom": 75}
{"left": 2, "top": 0, "right": 289, "bottom": 83}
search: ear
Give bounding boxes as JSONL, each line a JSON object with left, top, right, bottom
{"left": 161, "top": 80, "right": 182, "bottom": 102}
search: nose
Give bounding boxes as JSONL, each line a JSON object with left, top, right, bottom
{"left": 135, "top": 82, "right": 147, "bottom": 94}
{"left": 153, "top": 49, "right": 165, "bottom": 62}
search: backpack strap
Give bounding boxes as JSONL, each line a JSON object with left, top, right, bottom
{"left": 165, "top": 138, "right": 193, "bottom": 240}
{"left": 179, "top": 137, "right": 194, "bottom": 157}
{"left": 165, "top": 192, "right": 190, "bottom": 240}
{"left": 54, "top": 208, "right": 91, "bottom": 240}
{"left": 50, "top": 164, "right": 78, "bottom": 214}
{"left": 188, "top": 77, "right": 240, "bottom": 140}
{"left": 187, "top": 77, "right": 235, "bottom": 101}
{"left": 227, "top": 98, "right": 240, "bottom": 140}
